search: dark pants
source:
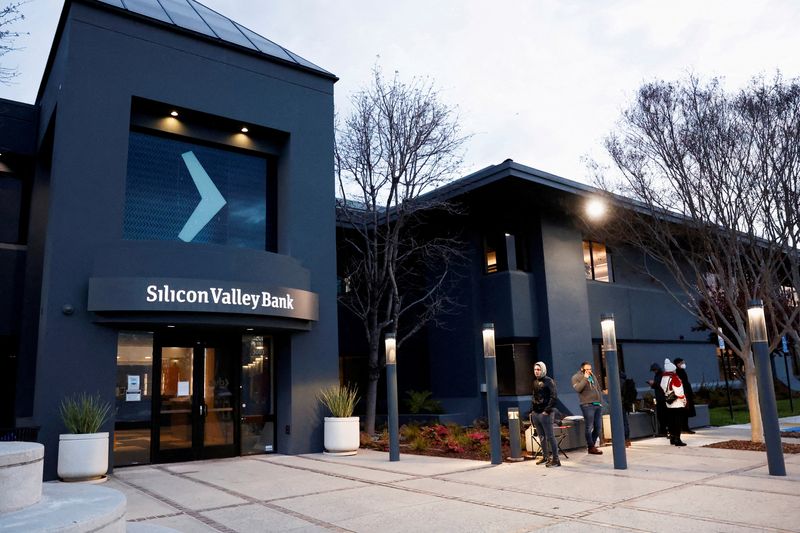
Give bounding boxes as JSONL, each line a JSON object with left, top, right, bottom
{"left": 532, "top": 411, "right": 559, "bottom": 460}
{"left": 655, "top": 401, "right": 668, "bottom": 435}
{"left": 623, "top": 409, "right": 630, "bottom": 440}
{"left": 667, "top": 408, "right": 686, "bottom": 440}
{"left": 580, "top": 403, "right": 603, "bottom": 448}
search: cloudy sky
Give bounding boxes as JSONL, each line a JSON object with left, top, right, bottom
{"left": 2, "top": 0, "right": 800, "bottom": 183}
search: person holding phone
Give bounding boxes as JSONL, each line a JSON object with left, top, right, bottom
{"left": 572, "top": 361, "right": 604, "bottom": 454}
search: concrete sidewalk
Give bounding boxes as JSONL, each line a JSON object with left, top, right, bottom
{"left": 104, "top": 425, "right": 800, "bottom": 532}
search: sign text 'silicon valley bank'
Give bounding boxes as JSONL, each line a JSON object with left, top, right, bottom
{"left": 146, "top": 284, "right": 294, "bottom": 310}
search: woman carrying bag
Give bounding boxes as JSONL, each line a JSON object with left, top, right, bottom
{"left": 660, "top": 358, "right": 687, "bottom": 446}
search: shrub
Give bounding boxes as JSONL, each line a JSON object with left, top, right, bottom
{"left": 400, "top": 424, "right": 421, "bottom": 442}
{"left": 410, "top": 435, "right": 429, "bottom": 451}
{"left": 318, "top": 384, "right": 359, "bottom": 417}
{"left": 404, "top": 390, "right": 444, "bottom": 414}
{"left": 60, "top": 392, "right": 112, "bottom": 434}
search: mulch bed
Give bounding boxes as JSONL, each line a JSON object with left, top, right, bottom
{"left": 704, "top": 439, "right": 800, "bottom": 453}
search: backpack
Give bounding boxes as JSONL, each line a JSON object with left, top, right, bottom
{"left": 621, "top": 378, "right": 638, "bottom": 409}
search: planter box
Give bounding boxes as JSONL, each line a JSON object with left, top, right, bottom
{"left": 57, "top": 432, "right": 109, "bottom": 482}
{"left": 323, "top": 417, "right": 359, "bottom": 455}
{"left": 375, "top": 413, "right": 468, "bottom": 426}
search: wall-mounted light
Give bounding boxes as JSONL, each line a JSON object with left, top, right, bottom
{"left": 586, "top": 198, "right": 607, "bottom": 220}
{"left": 170, "top": 110, "right": 179, "bottom": 117}
{"left": 241, "top": 126, "right": 249, "bottom": 133}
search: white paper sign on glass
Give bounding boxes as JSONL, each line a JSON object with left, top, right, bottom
{"left": 177, "top": 381, "right": 190, "bottom": 397}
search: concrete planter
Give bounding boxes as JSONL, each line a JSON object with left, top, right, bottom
{"left": 323, "top": 417, "right": 359, "bottom": 455}
{"left": 57, "top": 432, "right": 109, "bottom": 482}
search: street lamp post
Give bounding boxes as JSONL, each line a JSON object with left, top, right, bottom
{"left": 747, "top": 300, "right": 786, "bottom": 476}
{"left": 385, "top": 332, "right": 399, "bottom": 462}
{"left": 482, "top": 323, "right": 502, "bottom": 465}
{"left": 601, "top": 313, "right": 627, "bottom": 470}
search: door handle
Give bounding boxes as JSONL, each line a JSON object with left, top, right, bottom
{"left": 199, "top": 403, "right": 205, "bottom": 416}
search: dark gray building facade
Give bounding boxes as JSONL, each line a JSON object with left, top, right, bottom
{"left": 337, "top": 160, "right": 721, "bottom": 422}
{"left": 1, "top": 0, "right": 338, "bottom": 479}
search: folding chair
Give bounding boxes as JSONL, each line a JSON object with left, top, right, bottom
{"left": 528, "top": 414, "right": 568, "bottom": 459}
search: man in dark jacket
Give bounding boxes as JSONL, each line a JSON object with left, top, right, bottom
{"left": 531, "top": 361, "right": 560, "bottom": 467}
{"left": 673, "top": 358, "right": 696, "bottom": 433}
{"left": 647, "top": 362, "right": 668, "bottom": 437}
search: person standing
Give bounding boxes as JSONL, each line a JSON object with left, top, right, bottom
{"left": 661, "top": 358, "right": 687, "bottom": 446}
{"left": 572, "top": 361, "right": 603, "bottom": 454}
{"left": 620, "top": 370, "right": 634, "bottom": 447}
{"left": 673, "top": 357, "right": 696, "bottom": 434}
{"left": 531, "top": 361, "right": 561, "bottom": 467}
{"left": 647, "top": 362, "right": 668, "bottom": 437}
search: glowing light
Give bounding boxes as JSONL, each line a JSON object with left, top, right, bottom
{"left": 586, "top": 198, "right": 607, "bottom": 219}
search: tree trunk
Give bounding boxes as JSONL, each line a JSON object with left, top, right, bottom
{"left": 743, "top": 352, "right": 763, "bottom": 443}
{"left": 364, "top": 342, "right": 380, "bottom": 435}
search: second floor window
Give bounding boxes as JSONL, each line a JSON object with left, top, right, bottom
{"left": 583, "top": 240, "right": 613, "bottom": 282}
{"left": 484, "top": 232, "right": 530, "bottom": 274}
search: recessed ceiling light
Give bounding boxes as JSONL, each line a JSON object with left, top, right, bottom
{"left": 170, "top": 110, "right": 179, "bottom": 117}
{"left": 241, "top": 126, "right": 249, "bottom": 133}
{"left": 167, "top": 325, "right": 175, "bottom": 328}
{"left": 246, "top": 328, "right": 254, "bottom": 331}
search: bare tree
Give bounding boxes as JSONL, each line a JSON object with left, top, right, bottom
{"left": 0, "top": 1, "right": 28, "bottom": 85}
{"left": 591, "top": 73, "right": 800, "bottom": 442}
{"left": 336, "top": 67, "right": 468, "bottom": 435}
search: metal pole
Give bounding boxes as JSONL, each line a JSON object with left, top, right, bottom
{"left": 601, "top": 313, "right": 626, "bottom": 470}
{"left": 507, "top": 408, "right": 523, "bottom": 462}
{"left": 482, "top": 323, "right": 502, "bottom": 465}
{"left": 783, "top": 336, "right": 793, "bottom": 413}
{"left": 386, "top": 363, "right": 399, "bottom": 461}
{"left": 385, "top": 333, "right": 399, "bottom": 462}
{"left": 749, "top": 300, "right": 786, "bottom": 476}
{"left": 722, "top": 350, "right": 734, "bottom": 420}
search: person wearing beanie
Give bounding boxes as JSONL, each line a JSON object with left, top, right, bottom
{"left": 530, "top": 361, "right": 561, "bottom": 467}
{"left": 661, "top": 358, "right": 688, "bottom": 446}
{"left": 572, "top": 361, "right": 604, "bottom": 454}
{"left": 647, "top": 362, "right": 668, "bottom": 437}
{"left": 673, "top": 358, "right": 696, "bottom": 434}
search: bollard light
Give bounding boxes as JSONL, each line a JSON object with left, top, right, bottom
{"left": 601, "top": 313, "right": 617, "bottom": 351}
{"left": 747, "top": 299, "right": 786, "bottom": 475}
{"left": 482, "top": 323, "right": 496, "bottom": 359}
{"left": 600, "top": 313, "right": 626, "bottom": 470}
{"left": 507, "top": 407, "right": 523, "bottom": 462}
{"left": 481, "top": 323, "right": 502, "bottom": 465}
{"left": 385, "top": 332, "right": 399, "bottom": 461}
{"left": 748, "top": 300, "right": 768, "bottom": 343}
{"left": 385, "top": 333, "right": 397, "bottom": 365}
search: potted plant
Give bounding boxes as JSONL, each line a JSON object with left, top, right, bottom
{"left": 57, "top": 392, "right": 112, "bottom": 482}
{"left": 319, "top": 384, "right": 360, "bottom": 455}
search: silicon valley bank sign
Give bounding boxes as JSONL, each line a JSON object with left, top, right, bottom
{"left": 88, "top": 277, "right": 318, "bottom": 321}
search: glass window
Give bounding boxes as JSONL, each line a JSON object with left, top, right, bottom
{"left": 241, "top": 335, "right": 274, "bottom": 454}
{"left": 583, "top": 240, "right": 614, "bottom": 282}
{"left": 123, "top": 132, "right": 272, "bottom": 250}
{"left": 114, "top": 331, "right": 154, "bottom": 467}
{"left": 484, "top": 232, "right": 530, "bottom": 274}
{"left": 496, "top": 342, "right": 536, "bottom": 396}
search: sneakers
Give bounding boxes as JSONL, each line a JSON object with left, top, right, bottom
{"left": 545, "top": 457, "right": 561, "bottom": 468}
{"left": 670, "top": 437, "right": 687, "bottom": 446}
{"left": 587, "top": 446, "right": 603, "bottom": 455}
{"left": 535, "top": 456, "right": 547, "bottom": 465}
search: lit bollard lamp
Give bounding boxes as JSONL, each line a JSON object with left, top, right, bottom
{"left": 482, "top": 323, "right": 503, "bottom": 465}
{"left": 507, "top": 408, "right": 523, "bottom": 462}
{"left": 748, "top": 300, "right": 786, "bottom": 476}
{"left": 385, "top": 332, "right": 400, "bottom": 462}
{"left": 601, "top": 313, "right": 627, "bottom": 470}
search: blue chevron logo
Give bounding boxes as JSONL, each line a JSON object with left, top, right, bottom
{"left": 178, "top": 151, "right": 226, "bottom": 242}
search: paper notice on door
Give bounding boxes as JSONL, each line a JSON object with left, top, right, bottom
{"left": 127, "top": 375, "right": 140, "bottom": 392}
{"left": 177, "top": 381, "right": 190, "bottom": 397}
{"left": 126, "top": 392, "right": 141, "bottom": 402}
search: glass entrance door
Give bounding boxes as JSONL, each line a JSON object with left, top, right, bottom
{"left": 154, "top": 337, "right": 237, "bottom": 462}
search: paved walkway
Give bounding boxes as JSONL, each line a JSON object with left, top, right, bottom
{"left": 103, "top": 424, "right": 800, "bottom": 532}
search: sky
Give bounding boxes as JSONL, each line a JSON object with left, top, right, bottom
{"left": 2, "top": 0, "right": 800, "bottom": 183}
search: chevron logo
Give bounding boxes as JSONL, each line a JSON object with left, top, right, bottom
{"left": 178, "top": 151, "right": 226, "bottom": 242}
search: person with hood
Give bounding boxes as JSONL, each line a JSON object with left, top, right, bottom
{"left": 531, "top": 361, "right": 560, "bottom": 467}
{"left": 647, "top": 362, "right": 669, "bottom": 437}
{"left": 661, "top": 358, "right": 688, "bottom": 446}
{"left": 572, "top": 361, "right": 604, "bottom": 454}
{"left": 673, "top": 357, "right": 696, "bottom": 434}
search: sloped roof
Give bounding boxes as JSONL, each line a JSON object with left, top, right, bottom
{"left": 96, "top": 0, "right": 335, "bottom": 78}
